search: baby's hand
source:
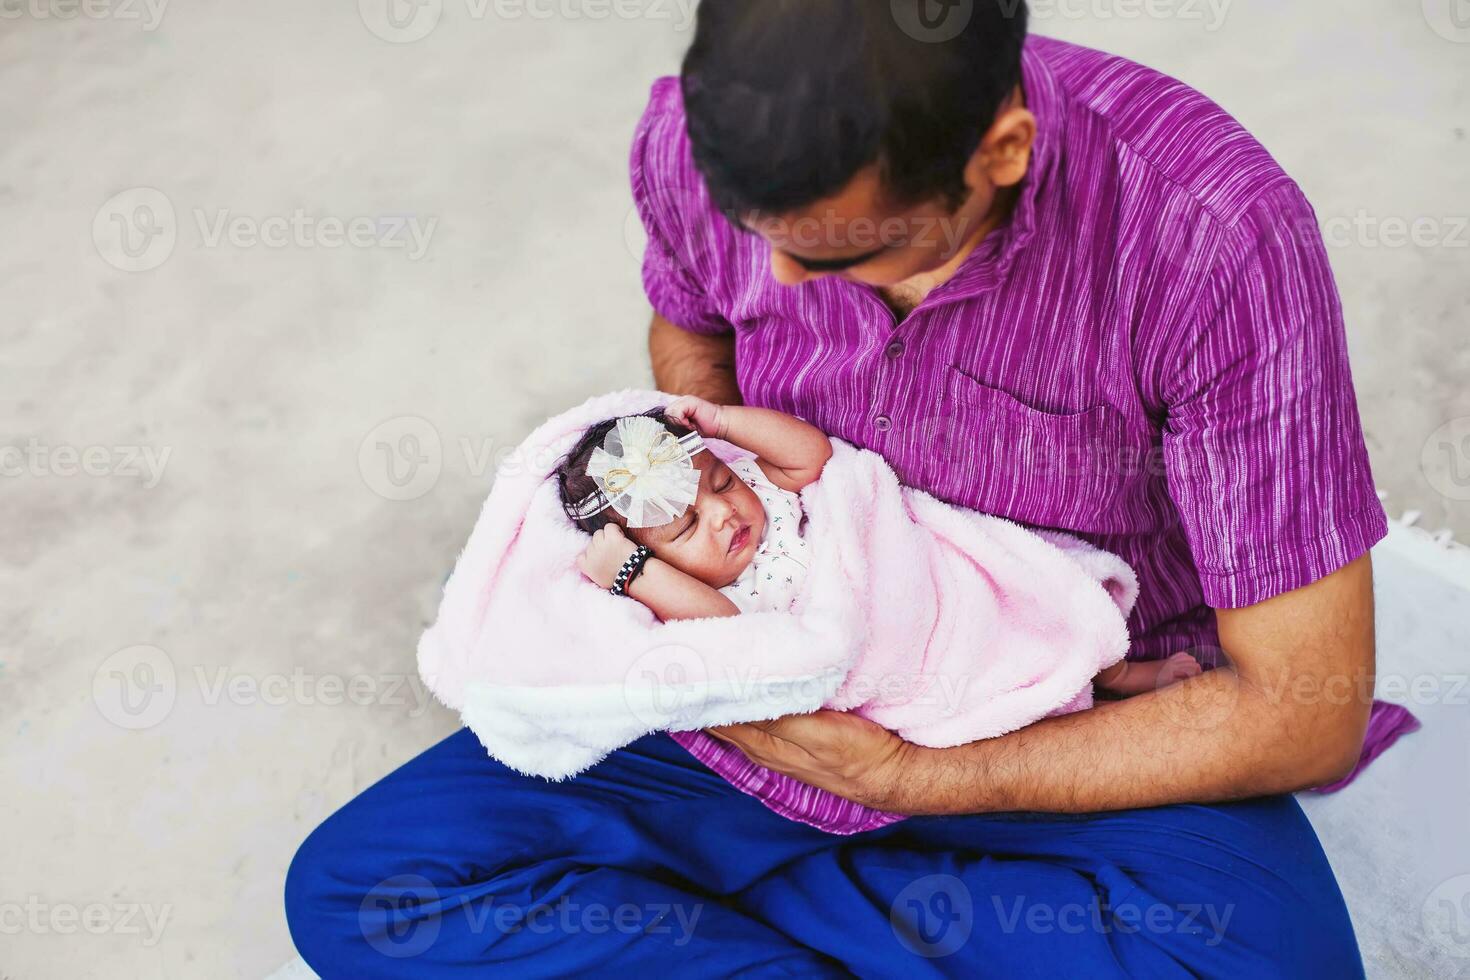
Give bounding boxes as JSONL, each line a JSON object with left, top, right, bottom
{"left": 577, "top": 524, "right": 640, "bottom": 590}
{"left": 664, "top": 395, "right": 728, "bottom": 440}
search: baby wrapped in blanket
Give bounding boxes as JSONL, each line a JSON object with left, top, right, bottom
{"left": 418, "top": 389, "right": 1202, "bottom": 797}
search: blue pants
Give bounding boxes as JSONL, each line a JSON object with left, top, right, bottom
{"left": 285, "top": 729, "right": 1363, "bottom": 978}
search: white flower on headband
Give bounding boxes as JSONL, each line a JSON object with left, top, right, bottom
{"left": 574, "top": 416, "right": 707, "bottom": 528}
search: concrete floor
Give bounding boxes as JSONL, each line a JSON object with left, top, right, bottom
{"left": 1, "top": 1, "right": 1466, "bottom": 977}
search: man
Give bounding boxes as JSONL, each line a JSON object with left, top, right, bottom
{"left": 287, "top": 2, "right": 1382, "bottom": 974}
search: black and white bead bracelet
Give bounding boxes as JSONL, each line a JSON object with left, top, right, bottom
{"left": 609, "top": 545, "right": 653, "bottom": 597}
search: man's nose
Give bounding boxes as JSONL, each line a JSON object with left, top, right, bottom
{"left": 768, "top": 249, "right": 817, "bottom": 287}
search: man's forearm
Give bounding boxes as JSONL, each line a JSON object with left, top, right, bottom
{"left": 888, "top": 671, "right": 1338, "bottom": 814}
{"left": 649, "top": 313, "right": 743, "bottom": 405}
{"left": 883, "top": 558, "right": 1377, "bottom": 815}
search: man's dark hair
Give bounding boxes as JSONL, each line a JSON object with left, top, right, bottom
{"left": 682, "top": 0, "right": 1028, "bottom": 216}
{"left": 556, "top": 409, "right": 696, "bottom": 534}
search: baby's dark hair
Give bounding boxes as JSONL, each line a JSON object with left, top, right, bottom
{"left": 556, "top": 409, "right": 696, "bottom": 534}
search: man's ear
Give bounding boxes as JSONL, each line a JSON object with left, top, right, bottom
{"left": 966, "top": 105, "right": 1037, "bottom": 190}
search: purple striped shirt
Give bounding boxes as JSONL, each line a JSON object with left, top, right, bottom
{"left": 633, "top": 37, "right": 1387, "bottom": 833}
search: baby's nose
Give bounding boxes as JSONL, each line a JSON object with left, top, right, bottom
{"left": 712, "top": 494, "right": 737, "bottom": 523}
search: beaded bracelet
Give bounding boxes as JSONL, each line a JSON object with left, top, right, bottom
{"left": 610, "top": 545, "right": 653, "bottom": 597}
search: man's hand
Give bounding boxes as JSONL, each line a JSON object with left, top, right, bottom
{"left": 576, "top": 524, "right": 639, "bottom": 590}
{"left": 708, "top": 710, "right": 916, "bottom": 810}
{"left": 710, "top": 556, "right": 1377, "bottom": 815}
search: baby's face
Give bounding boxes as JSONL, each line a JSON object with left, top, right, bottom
{"left": 632, "top": 453, "right": 766, "bottom": 589}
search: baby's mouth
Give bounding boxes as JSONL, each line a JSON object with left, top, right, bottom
{"left": 728, "top": 524, "right": 751, "bottom": 555}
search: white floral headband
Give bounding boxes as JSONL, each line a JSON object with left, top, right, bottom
{"left": 571, "top": 415, "right": 707, "bottom": 529}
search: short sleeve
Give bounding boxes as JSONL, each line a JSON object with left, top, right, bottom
{"left": 1161, "top": 182, "right": 1387, "bottom": 609}
{"left": 629, "top": 78, "right": 732, "bottom": 336}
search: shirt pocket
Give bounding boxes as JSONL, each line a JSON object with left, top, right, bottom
{"left": 912, "top": 366, "right": 1156, "bottom": 535}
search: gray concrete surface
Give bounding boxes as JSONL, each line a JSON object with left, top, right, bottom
{"left": 1, "top": 1, "right": 1466, "bottom": 977}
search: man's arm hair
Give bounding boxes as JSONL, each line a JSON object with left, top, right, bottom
{"left": 649, "top": 313, "right": 743, "bottom": 406}
{"left": 883, "top": 555, "right": 1377, "bottom": 814}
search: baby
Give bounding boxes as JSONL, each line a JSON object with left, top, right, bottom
{"left": 556, "top": 395, "right": 1200, "bottom": 697}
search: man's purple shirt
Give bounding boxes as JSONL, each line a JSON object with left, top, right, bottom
{"left": 631, "top": 37, "right": 1387, "bottom": 831}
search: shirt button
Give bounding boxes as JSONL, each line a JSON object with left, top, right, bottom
{"left": 885, "top": 340, "right": 905, "bottom": 359}
{"left": 873, "top": 415, "right": 892, "bottom": 432}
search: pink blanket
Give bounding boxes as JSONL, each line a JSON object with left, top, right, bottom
{"left": 418, "top": 390, "right": 1137, "bottom": 791}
